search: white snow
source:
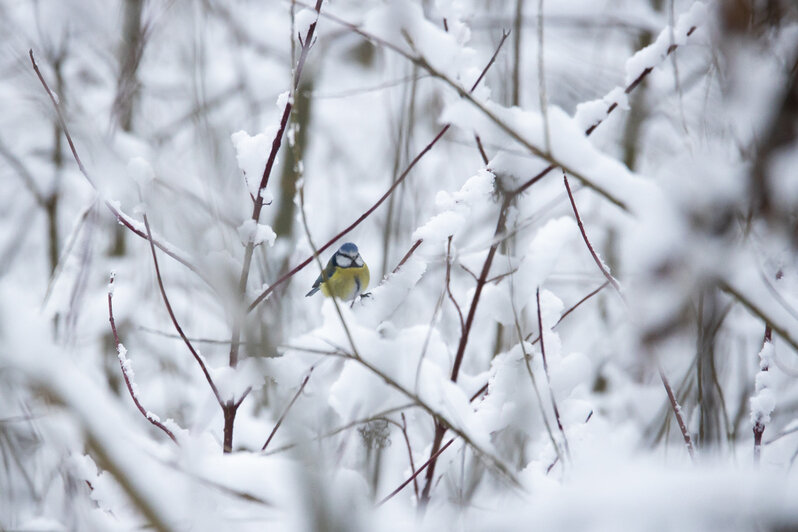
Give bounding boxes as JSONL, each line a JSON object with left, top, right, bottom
{"left": 126, "top": 156, "right": 155, "bottom": 188}
{"left": 295, "top": 8, "right": 318, "bottom": 41}
{"left": 5, "top": 1, "right": 798, "bottom": 531}
{"left": 276, "top": 90, "right": 291, "bottom": 110}
{"left": 624, "top": 2, "right": 707, "bottom": 85}
{"left": 231, "top": 129, "right": 277, "bottom": 199}
{"left": 237, "top": 219, "right": 277, "bottom": 247}
{"left": 751, "top": 341, "right": 776, "bottom": 426}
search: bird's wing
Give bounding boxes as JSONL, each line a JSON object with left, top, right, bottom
{"left": 306, "top": 254, "right": 338, "bottom": 297}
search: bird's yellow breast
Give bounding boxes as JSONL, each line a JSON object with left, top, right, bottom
{"left": 320, "top": 264, "right": 370, "bottom": 300}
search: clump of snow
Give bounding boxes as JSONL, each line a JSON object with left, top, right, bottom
{"left": 231, "top": 129, "right": 277, "bottom": 198}
{"left": 624, "top": 2, "right": 707, "bottom": 85}
{"left": 294, "top": 8, "right": 318, "bottom": 40}
{"left": 237, "top": 219, "right": 277, "bottom": 247}
{"left": 358, "top": 257, "right": 427, "bottom": 327}
{"left": 276, "top": 90, "right": 292, "bottom": 110}
{"left": 363, "top": 0, "right": 478, "bottom": 87}
{"left": 116, "top": 343, "right": 139, "bottom": 399}
{"left": 574, "top": 87, "right": 630, "bottom": 132}
{"left": 412, "top": 169, "right": 495, "bottom": 247}
{"left": 750, "top": 341, "right": 775, "bottom": 426}
{"left": 209, "top": 358, "right": 265, "bottom": 404}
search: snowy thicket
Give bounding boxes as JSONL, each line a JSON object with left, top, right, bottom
{"left": 2, "top": 0, "right": 798, "bottom": 530}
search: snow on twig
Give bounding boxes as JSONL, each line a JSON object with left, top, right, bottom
{"left": 752, "top": 332, "right": 775, "bottom": 464}
{"left": 107, "top": 272, "right": 177, "bottom": 444}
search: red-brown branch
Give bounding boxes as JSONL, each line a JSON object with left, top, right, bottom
{"left": 420, "top": 195, "right": 511, "bottom": 505}
{"left": 108, "top": 273, "right": 177, "bottom": 444}
{"left": 392, "top": 239, "right": 423, "bottom": 275}
{"left": 142, "top": 214, "right": 222, "bottom": 405}
{"left": 262, "top": 369, "right": 313, "bottom": 451}
{"left": 659, "top": 366, "right": 696, "bottom": 460}
{"left": 377, "top": 437, "right": 455, "bottom": 506}
{"left": 563, "top": 171, "right": 622, "bottom": 295}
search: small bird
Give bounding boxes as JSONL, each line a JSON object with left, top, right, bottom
{"left": 305, "top": 242, "right": 370, "bottom": 301}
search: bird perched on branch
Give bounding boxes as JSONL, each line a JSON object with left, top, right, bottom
{"left": 305, "top": 242, "right": 370, "bottom": 301}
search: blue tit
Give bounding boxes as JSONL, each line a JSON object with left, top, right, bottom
{"left": 305, "top": 242, "right": 370, "bottom": 301}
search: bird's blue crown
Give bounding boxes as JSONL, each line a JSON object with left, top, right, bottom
{"left": 339, "top": 242, "right": 359, "bottom": 255}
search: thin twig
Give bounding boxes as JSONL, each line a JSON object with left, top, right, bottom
{"left": 471, "top": 281, "right": 608, "bottom": 404}
{"left": 485, "top": 268, "right": 519, "bottom": 285}
{"left": 510, "top": 273, "right": 561, "bottom": 463}
{"left": 512, "top": 0, "right": 524, "bottom": 106}
{"left": 450, "top": 196, "right": 511, "bottom": 383}
{"left": 392, "top": 239, "right": 423, "bottom": 275}
{"left": 659, "top": 365, "right": 696, "bottom": 460}
{"left": 525, "top": 281, "right": 609, "bottom": 342}
{"left": 262, "top": 404, "right": 416, "bottom": 456}
{"left": 584, "top": 25, "right": 698, "bottom": 136}
{"left": 262, "top": 369, "right": 313, "bottom": 451}
{"left": 377, "top": 437, "right": 455, "bottom": 506}
{"left": 446, "top": 236, "right": 465, "bottom": 335}
{"left": 536, "top": 0, "right": 551, "bottom": 153}
{"left": 399, "top": 413, "right": 420, "bottom": 501}
{"left": 545, "top": 410, "right": 592, "bottom": 474}
{"left": 107, "top": 273, "right": 177, "bottom": 444}
{"left": 536, "top": 287, "right": 571, "bottom": 459}
{"left": 562, "top": 171, "right": 623, "bottom": 296}
{"left": 142, "top": 214, "right": 223, "bottom": 405}
{"left": 474, "top": 134, "right": 489, "bottom": 165}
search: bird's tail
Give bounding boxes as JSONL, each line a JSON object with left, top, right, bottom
{"left": 305, "top": 286, "right": 320, "bottom": 297}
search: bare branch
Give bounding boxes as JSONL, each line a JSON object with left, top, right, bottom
{"left": 536, "top": 287, "right": 571, "bottom": 459}
{"left": 377, "top": 437, "right": 455, "bottom": 506}
{"left": 392, "top": 239, "right": 423, "bottom": 275}
{"left": 142, "top": 214, "right": 223, "bottom": 406}
{"left": 563, "top": 171, "right": 623, "bottom": 296}
{"left": 262, "top": 369, "right": 313, "bottom": 451}
{"left": 107, "top": 273, "right": 178, "bottom": 444}
{"left": 659, "top": 366, "right": 696, "bottom": 460}
{"left": 446, "top": 236, "right": 465, "bottom": 335}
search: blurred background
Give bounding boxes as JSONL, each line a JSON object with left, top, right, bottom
{"left": 2, "top": 0, "right": 798, "bottom": 530}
